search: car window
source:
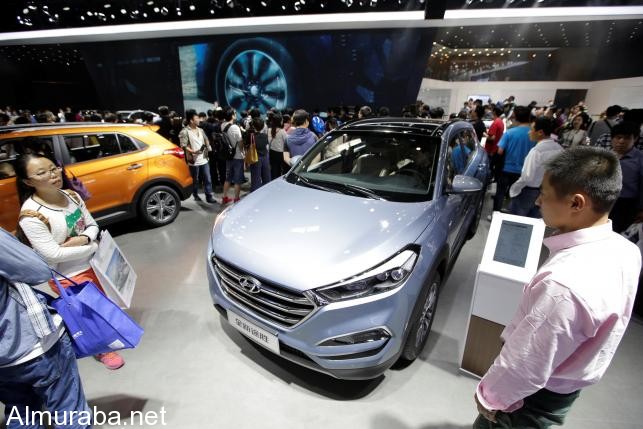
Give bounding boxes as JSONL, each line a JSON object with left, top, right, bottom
{"left": 0, "top": 136, "right": 55, "bottom": 179}
{"left": 116, "top": 134, "right": 140, "bottom": 153}
{"left": 64, "top": 133, "right": 128, "bottom": 163}
{"left": 290, "top": 131, "right": 441, "bottom": 202}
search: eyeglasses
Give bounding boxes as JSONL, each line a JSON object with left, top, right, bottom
{"left": 29, "top": 166, "right": 62, "bottom": 179}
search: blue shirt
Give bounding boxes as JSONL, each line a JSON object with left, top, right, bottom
{"left": 499, "top": 126, "right": 535, "bottom": 174}
{"left": 452, "top": 144, "right": 472, "bottom": 174}
{"left": 0, "top": 228, "right": 52, "bottom": 366}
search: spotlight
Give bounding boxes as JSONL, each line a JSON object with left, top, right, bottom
{"left": 226, "top": 0, "right": 234, "bottom": 8}
{"left": 147, "top": 0, "right": 155, "bottom": 4}
{"left": 87, "top": 11, "right": 93, "bottom": 16}
{"left": 120, "top": 8, "right": 127, "bottom": 14}
{"left": 154, "top": 7, "right": 160, "bottom": 12}
{"left": 189, "top": 4, "right": 196, "bottom": 11}
{"left": 161, "top": 6, "right": 169, "bottom": 15}
{"left": 104, "top": 3, "right": 111, "bottom": 8}
{"left": 63, "top": 6, "right": 70, "bottom": 11}
{"left": 23, "top": 8, "right": 29, "bottom": 14}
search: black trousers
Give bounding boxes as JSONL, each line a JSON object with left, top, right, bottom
{"left": 269, "top": 149, "right": 289, "bottom": 180}
{"left": 494, "top": 171, "right": 521, "bottom": 212}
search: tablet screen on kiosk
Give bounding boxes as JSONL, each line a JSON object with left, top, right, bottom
{"left": 493, "top": 220, "right": 533, "bottom": 268}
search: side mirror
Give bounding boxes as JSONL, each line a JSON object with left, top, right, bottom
{"left": 448, "top": 175, "right": 484, "bottom": 195}
{"left": 289, "top": 155, "right": 302, "bottom": 166}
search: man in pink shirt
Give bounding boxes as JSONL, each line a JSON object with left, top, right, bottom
{"left": 474, "top": 147, "right": 641, "bottom": 428}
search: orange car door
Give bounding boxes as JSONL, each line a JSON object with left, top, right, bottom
{"left": 62, "top": 133, "right": 148, "bottom": 216}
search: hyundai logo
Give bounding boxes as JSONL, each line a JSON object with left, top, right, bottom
{"left": 238, "top": 276, "right": 262, "bottom": 294}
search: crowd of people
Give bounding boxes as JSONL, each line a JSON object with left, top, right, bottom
{"left": 0, "top": 95, "right": 642, "bottom": 429}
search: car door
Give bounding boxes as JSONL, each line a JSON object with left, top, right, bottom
{"left": 444, "top": 129, "right": 473, "bottom": 251}
{"left": 61, "top": 132, "right": 148, "bottom": 216}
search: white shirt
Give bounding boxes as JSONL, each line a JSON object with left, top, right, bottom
{"left": 19, "top": 190, "right": 99, "bottom": 277}
{"left": 187, "top": 127, "right": 208, "bottom": 166}
{"left": 226, "top": 123, "right": 245, "bottom": 160}
{"left": 510, "top": 138, "right": 563, "bottom": 198}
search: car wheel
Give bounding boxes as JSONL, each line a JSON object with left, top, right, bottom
{"left": 466, "top": 193, "right": 485, "bottom": 240}
{"left": 139, "top": 185, "right": 180, "bottom": 227}
{"left": 399, "top": 273, "right": 441, "bottom": 362}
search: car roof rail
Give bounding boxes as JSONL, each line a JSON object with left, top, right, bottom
{"left": 0, "top": 122, "right": 144, "bottom": 134}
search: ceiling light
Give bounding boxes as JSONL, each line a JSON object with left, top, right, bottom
{"left": 160, "top": 6, "right": 169, "bottom": 15}
{"left": 22, "top": 8, "right": 29, "bottom": 14}
{"left": 87, "top": 11, "right": 93, "bottom": 16}
{"left": 104, "top": 3, "right": 111, "bottom": 8}
{"left": 147, "top": 1, "right": 154, "bottom": 5}
{"left": 120, "top": 8, "right": 126, "bottom": 14}
{"left": 189, "top": 4, "right": 196, "bottom": 11}
{"left": 154, "top": 7, "right": 160, "bottom": 12}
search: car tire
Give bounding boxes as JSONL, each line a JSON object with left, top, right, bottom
{"left": 399, "top": 272, "right": 441, "bottom": 362}
{"left": 466, "top": 193, "right": 485, "bottom": 240}
{"left": 138, "top": 185, "right": 181, "bottom": 227}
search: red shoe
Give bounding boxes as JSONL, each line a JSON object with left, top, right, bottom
{"left": 221, "top": 196, "right": 232, "bottom": 205}
{"left": 95, "top": 352, "right": 125, "bottom": 370}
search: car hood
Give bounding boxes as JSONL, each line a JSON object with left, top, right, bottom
{"left": 211, "top": 178, "right": 437, "bottom": 291}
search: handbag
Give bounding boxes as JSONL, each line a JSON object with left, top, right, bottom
{"left": 244, "top": 133, "right": 259, "bottom": 165}
{"left": 46, "top": 270, "right": 144, "bottom": 358}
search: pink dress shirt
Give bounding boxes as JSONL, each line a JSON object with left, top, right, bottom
{"left": 477, "top": 221, "right": 641, "bottom": 412}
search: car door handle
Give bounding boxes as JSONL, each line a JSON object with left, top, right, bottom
{"left": 127, "top": 163, "right": 143, "bottom": 170}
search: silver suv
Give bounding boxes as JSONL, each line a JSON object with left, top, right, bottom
{"left": 207, "top": 118, "right": 489, "bottom": 379}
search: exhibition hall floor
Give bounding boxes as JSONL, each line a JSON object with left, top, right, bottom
{"left": 3, "top": 193, "right": 642, "bottom": 429}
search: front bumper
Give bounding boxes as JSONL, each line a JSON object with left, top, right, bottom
{"left": 206, "top": 247, "right": 422, "bottom": 380}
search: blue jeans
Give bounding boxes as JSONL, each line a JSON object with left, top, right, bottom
{"left": 509, "top": 187, "right": 541, "bottom": 218}
{"left": 189, "top": 163, "right": 213, "bottom": 197}
{"left": 249, "top": 153, "right": 271, "bottom": 192}
{"left": 0, "top": 333, "right": 91, "bottom": 429}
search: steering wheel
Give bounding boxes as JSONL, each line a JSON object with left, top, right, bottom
{"left": 395, "top": 168, "right": 427, "bottom": 187}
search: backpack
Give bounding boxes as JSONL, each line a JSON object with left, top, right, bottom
{"left": 216, "top": 123, "right": 236, "bottom": 161}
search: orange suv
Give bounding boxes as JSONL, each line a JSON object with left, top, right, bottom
{"left": 0, "top": 122, "right": 193, "bottom": 231}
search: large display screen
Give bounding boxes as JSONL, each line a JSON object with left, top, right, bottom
{"left": 493, "top": 221, "right": 533, "bottom": 268}
{"left": 178, "top": 30, "right": 432, "bottom": 115}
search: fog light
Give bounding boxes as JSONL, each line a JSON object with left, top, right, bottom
{"left": 318, "top": 328, "right": 391, "bottom": 346}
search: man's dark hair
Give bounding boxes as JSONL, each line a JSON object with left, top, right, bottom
{"left": 378, "top": 106, "right": 390, "bottom": 117}
{"left": 545, "top": 147, "right": 622, "bottom": 214}
{"left": 104, "top": 112, "right": 118, "bottom": 123}
{"left": 493, "top": 106, "right": 503, "bottom": 117}
{"left": 533, "top": 117, "right": 555, "bottom": 136}
{"left": 252, "top": 117, "right": 265, "bottom": 132}
{"left": 222, "top": 107, "right": 235, "bottom": 122}
{"left": 198, "top": 111, "right": 207, "bottom": 119}
{"left": 292, "top": 109, "right": 309, "bottom": 126}
{"left": 605, "top": 105, "right": 622, "bottom": 118}
{"left": 430, "top": 107, "right": 445, "bottom": 119}
{"left": 610, "top": 121, "right": 639, "bottom": 138}
{"left": 158, "top": 106, "right": 169, "bottom": 116}
{"left": 513, "top": 105, "right": 531, "bottom": 123}
{"left": 474, "top": 105, "right": 485, "bottom": 120}
{"left": 14, "top": 116, "right": 30, "bottom": 125}
{"left": 185, "top": 109, "right": 198, "bottom": 122}
{"left": 250, "top": 108, "right": 261, "bottom": 119}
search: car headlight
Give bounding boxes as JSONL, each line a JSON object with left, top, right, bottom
{"left": 213, "top": 206, "right": 232, "bottom": 230}
{"left": 314, "top": 249, "right": 418, "bottom": 303}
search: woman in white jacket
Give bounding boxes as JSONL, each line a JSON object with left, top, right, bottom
{"left": 15, "top": 153, "right": 125, "bottom": 370}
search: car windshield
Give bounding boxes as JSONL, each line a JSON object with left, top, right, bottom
{"left": 287, "top": 131, "right": 441, "bottom": 202}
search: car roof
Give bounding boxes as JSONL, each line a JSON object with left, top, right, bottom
{"left": 337, "top": 117, "right": 455, "bottom": 137}
{"left": 0, "top": 122, "right": 151, "bottom": 136}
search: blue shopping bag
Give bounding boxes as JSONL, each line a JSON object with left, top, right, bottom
{"left": 49, "top": 271, "right": 144, "bottom": 358}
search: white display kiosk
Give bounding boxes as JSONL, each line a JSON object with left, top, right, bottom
{"left": 460, "top": 212, "right": 546, "bottom": 377}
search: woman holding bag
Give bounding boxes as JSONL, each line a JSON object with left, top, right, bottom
{"left": 14, "top": 153, "right": 125, "bottom": 370}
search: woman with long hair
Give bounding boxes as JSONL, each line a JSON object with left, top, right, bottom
{"left": 15, "top": 153, "right": 125, "bottom": 370}
{"left": 268, "top": 113, "right": 289, "bottom": 180}
{"left": 560, "top": 113, "right": 590, "bottom": 149}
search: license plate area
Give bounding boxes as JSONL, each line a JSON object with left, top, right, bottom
{"left": 227, "top": 310, "right": 280, "bottom": 354}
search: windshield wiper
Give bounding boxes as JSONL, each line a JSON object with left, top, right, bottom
{"left": 295, "top": 174, "right": 341, "bottom": 194}
{"left": 325, "top": 182, "right": 386, "bottom": 200}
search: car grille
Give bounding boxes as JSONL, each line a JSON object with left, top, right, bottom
{"left": 212, "top": 257, "right": 316, "bottom": 328}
